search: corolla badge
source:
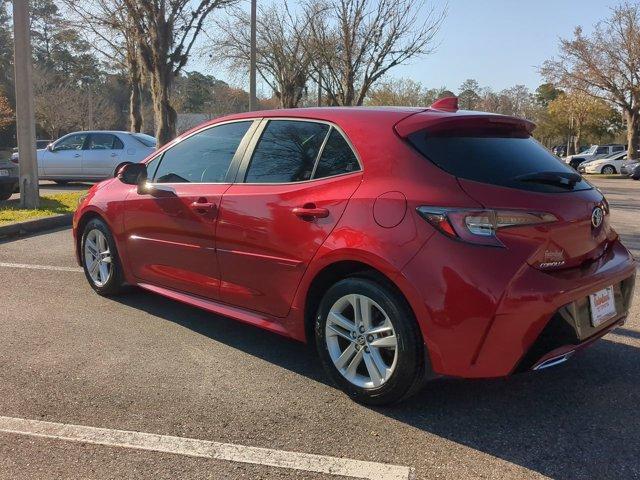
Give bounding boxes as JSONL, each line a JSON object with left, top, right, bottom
{"left": 539, "top": 249, "right": 566, "bottom": 269}
{"left": 591, "top": 206, "right": 604, "bottom": 229}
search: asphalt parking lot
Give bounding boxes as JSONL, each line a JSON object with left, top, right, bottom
{"left": 0, "top": 177, "right": 638, "bottom": 479}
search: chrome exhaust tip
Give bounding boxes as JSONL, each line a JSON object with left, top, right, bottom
{"left": 533, "top": 351, "right": 575, "bottom": 371}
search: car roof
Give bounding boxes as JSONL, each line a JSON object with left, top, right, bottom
{"left": 198, "top": 106, "right": 534, "bottom": 138}
{"left": 63, "top": 130, "right": 138, "bottom": 136}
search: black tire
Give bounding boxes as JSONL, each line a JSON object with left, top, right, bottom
{"left": 113, "top": 162, "right": 132, "bottom": 178}
{"left": 601, "top": 165, "right": 616, "bottom": 175}
{"left": 315, "top": 277, "right": 425, "bottom": 405}
{"left": 81, "top": 218, "right": 126, "bottom": 296}
{"left": 54, "top": 180, "right": 69, "bottom": 185}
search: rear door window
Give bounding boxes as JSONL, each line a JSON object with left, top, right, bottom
{"left": 408, "top": 130, "right": 592, "bottom": 193}
{"left": 245, "top": 120, "right": 329, "bottom": 183}
{"left": 87, "top": 133, "right": 118, "bottom": 150}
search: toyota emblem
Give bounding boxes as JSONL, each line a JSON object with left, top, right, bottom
{"left": 591, "top": 206, "right": 604, "bottom": 229}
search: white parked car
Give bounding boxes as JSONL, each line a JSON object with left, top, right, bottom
{"left": 564, "top": 144, "right": 625, "bottom": 169}
{"left": 34, "top": 131, "right": 156, "bottom": 184}
{"left": 577, "top": 150, "right": 627, "bottom": 174}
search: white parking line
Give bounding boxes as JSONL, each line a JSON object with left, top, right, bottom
{"left": 0, "top": 416, "right": 413, "bottom": 480}
{"left": 0, "top": 262, "right": 83, "bottom": 272}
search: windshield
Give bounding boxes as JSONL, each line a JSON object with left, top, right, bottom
{"left": 580, "top": 146, "right": 597, "bottom": 155}
{"left": 130, "top": 133, "right": 157, "bottom": 148}
{"left": 408, "top": 131, "right": 592, "bottom": 193}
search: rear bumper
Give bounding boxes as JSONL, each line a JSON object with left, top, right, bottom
{"left": 0, "top": 175, "right": 18, "bottom": 192}
{"left": 401, "top": 236, "right": 637, "bottom": 378}
{"left": 515, "top": 274, "right": 634, "bottom": 372}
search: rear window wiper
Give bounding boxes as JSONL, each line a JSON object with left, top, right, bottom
{"left": 514, "top": 171, "right": 581, "bottom": 189}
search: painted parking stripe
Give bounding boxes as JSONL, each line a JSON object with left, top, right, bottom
{"left": 0, "top": 416, "right": 413, "bottom": 480}
{"left": 0, "top": 262, "right": 83, "bottom": 272}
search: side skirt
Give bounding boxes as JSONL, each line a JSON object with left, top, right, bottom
{"left": 137, "top": 282, "right": 293, "bottom": 339}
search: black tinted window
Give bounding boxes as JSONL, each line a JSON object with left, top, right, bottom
{"left": 246, "top": 120, "right": 329, "bottom": 183}
{"left": 596, "top": 146, "right": 608, "bottom": 154}
{"left": 408, "top": 131, "right": 592, "bottom": 193}
{"left": 313, "top": 129, "right": 360, "bottom": 179}
{"left": 153, "top": 121, "right": 251, "bottom": 183}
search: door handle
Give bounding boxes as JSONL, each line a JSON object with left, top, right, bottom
{"left": 74, "top": 153, "right": 81, "bottom": 157}
{"left": 110, "top": 153, "right": 118, "bottom": 157}
{"left": 293, "top": 205, "right": 329, "bottom": 220}
{"left": 189, "top": 199, "right": 217, "bottom": 216}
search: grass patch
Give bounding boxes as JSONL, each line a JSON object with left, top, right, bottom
{"left": 0, "top": 191, "right": 84, "bottom": 225}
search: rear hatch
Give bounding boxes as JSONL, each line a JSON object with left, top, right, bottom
{"left": 399, "top": 113, "right": 616, "bottom": 271}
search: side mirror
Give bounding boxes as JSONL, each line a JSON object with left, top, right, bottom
{"left": 47, "top": 143, "right": 53, "bottom": 152}
{"left": 118, "top": 162, "right": 147, "bottom": 190}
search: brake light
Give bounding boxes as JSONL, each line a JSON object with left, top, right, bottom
{"left": 417, "top": 207, "right": 558, "bottom": 247}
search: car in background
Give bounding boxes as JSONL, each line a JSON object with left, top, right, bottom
{"left": 35, "top": 131, "right": 156, "bottom": 184}
{"left": 620, "top": 158, "right": 639, "bottom": 176}
{"left": 628, "top": 162, "right": 640, "bottom": 180}
{"left": 73, "top": 101, "right": 636, "bottom": 405}
{"left": 10, "top": 139, "right": 52, "bottom": 164}
{"left": 552, "top": 145, "right": 568, "bottom": 157}
{"left": 564, "top": 144, "right": 625, "bottom": 169}
{"left": 0, "top": 154, "right": 19, "bottom": 201}
{"left": 578, "top": 150, "right": 627, "bottom": 174}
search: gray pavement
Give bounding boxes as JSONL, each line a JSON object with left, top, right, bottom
{"left": 0, "top": 177, "right": 638, "bottom": 479}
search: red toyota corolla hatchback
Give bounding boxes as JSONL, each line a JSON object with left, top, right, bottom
{"left": 73, "top": 99, "right": 637, "bottom": 405}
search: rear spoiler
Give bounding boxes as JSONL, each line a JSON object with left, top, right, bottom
{"left": 395, "top": 98, "right": 536, "bottom": 138}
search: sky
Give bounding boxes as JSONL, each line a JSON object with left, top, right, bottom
{"left": 194, "top": 0, "right": 620, "bottom": 95}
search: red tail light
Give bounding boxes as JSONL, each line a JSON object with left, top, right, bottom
{"left": 417, "top": 207, "right": 558, "bottom": 247}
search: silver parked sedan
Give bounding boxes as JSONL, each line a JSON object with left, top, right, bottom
{"left": 35, "top": 131, "right": 156, "bottom": 184}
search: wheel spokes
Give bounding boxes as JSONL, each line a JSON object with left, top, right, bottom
{"left": 334, "top": 343, "right": 357, "bottom": 370}
{"left": 363, "top": 351, "right": 383, "bottom": 387}
{"left": 326, "top": 293, "right": 398, "bottom": 389}
{"left": 84, "top": 229, "right": 112, "bottom": 286}
{"left": 369, "top": 334, "right": 397, "bottom": 349}
{"left": 328, "top": 311, "right": 356, "bottom": 334}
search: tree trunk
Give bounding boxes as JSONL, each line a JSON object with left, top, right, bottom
{"left": 625, "top": 109, "right": 640, "bottom": 160}
{"left": 573, "top": 125, "right": 582, "bottom": 156}
{"left": 150, "top": 65, "right": 176, "bottom": 146}
{"left": 128, "top": 55, "right": 143, "bottom": 133}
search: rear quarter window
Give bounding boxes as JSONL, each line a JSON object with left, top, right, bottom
{"left": 408, "top": 131, "right": 592, "bottom": 193}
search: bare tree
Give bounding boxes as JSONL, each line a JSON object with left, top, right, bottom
{"left": 305, "top": 0, "right": 445, "bottom": 106}
{"left": 34, "top": 73, "right": 83, "bottom": 139}
{"left": 62, "top": 0, "right": 145, "bottom": 132}
{"left": 122, "top": 0, "right": 236, "bottom": 146}
{"left": 365, "top": 78, "right": 446, "bottom": 106}
{"left": 215, "top": 3, "right": 313, "bottom": 108}
{"left": 542, "top": 3, "right": 640, "bottom": 158}
{"left": 0, "top": 91, "right": 13, "bottom": 132}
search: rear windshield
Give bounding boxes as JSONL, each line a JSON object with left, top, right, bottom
{"left": 408, "top": 130, "right": 592, "bottom": 193}
{"left": 130, "top": 133, "right": 157, "bottom": 148}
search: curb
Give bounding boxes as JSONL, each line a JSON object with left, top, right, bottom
{"left": 0, "top": 213, "right": 73, "bottom": 239}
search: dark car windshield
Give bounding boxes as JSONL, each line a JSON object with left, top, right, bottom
{"left": 408, "top": 130, "right": 592, "bottom": 193}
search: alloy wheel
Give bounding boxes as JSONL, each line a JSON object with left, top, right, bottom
{"left": 325, "top": 294, "right": 398, "bottom": 389}
{"left": 84, "top": 229, "right": 112, "bottom": 287}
